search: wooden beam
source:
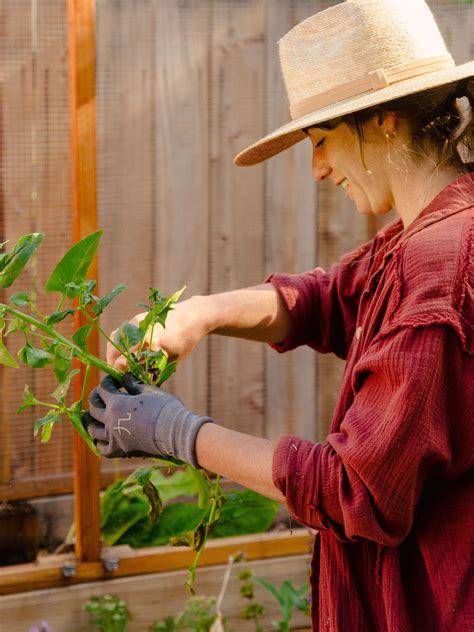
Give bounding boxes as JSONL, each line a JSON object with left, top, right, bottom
{"left": 0, "top": 464, "right": 139, "bottom": 502}
{"left": 0, "top": 529, "right": 314, "bottom": 595}
{"left": 67, "top": 0, "right": 101, "bottom": 563}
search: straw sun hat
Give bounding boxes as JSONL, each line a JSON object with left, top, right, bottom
{"left": 234, "top": 0, "right": 474, "bottom": 167}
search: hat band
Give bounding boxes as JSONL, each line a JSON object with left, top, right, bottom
{"left": 289, "top": 54, "right": 455, "bottom": 120}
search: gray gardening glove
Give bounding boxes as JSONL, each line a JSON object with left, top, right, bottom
{"left": 82, "top": 373, "right": 213, "bottom": 466}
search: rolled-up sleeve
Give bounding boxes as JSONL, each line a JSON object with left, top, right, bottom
{"left": 267, "top": 245, "right": 372, "bottom": 358}
{"left": 272, "top": 325, "right": 473, "bottom": 546}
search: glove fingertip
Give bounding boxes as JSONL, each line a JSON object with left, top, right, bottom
{"left": 123, "top": 371, "right": 144, "bottom": 394}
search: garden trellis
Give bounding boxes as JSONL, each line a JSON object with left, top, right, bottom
{"left": 0, "top": 0, "right": 471, "bottom": 619}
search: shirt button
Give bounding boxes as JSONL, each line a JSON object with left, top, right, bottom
{"left": 355, "top": 326, "right": 362, "bottom": 340}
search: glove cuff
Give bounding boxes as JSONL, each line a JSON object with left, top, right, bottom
{"left": 154, "top": 401, "right": 214, "bottom": 468}
{"left": 183, "top": 415, "right": 214, "bottom": 468}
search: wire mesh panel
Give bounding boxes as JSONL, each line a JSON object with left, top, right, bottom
{"left": 0, "top": 0, "right": 472, "bottom": 501}
{"left": 0, "top": 0, "right": 73, "bottom": 499}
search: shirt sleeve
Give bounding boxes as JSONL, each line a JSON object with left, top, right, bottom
{"left": 272, "top": 325, "right": 473, "bottom": 546}
{"left": 267, "top": 244, "right": 373, "bottom": 359}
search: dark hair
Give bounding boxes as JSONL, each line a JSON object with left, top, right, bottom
{"left": 310, "top": 79, "right": 473, "bottom": 172}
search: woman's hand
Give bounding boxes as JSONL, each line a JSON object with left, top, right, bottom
{"left": 107, "top": 295, "right": 211, "bottom": 371}
{"left": 107, "top": 284, "right": 290, "bottom": 372}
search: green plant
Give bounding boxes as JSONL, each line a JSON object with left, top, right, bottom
{"left": 150, "top": 597, "right": 223, "bottom": 632}
{"left": 237, "top": 567, "right": 265, "bottom": 631}
{"left": 82, "top": 595, "right": 130, "bottom": 632}
{"left": 0, "top": 231, "right": 278, "bottom": 592}
{"left": 253, "top": 578, "right": 310, "bottom": 631}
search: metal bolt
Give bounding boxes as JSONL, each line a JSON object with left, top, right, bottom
{"left": 62, "top": 561, "right": 76, "bottom": 578}
{"left": 103, "top": 557, "right": 119, "bottom": 572}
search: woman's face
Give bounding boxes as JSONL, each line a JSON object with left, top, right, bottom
{"left": 307, "top": 120, "right": 394, "bottom": 216}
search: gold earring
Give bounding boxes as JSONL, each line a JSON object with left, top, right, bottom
{"left": 385, "top": 131, "right": 396, "bottom": 140}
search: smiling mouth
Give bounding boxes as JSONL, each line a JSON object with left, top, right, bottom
{"left": 340, "top": 178, "right": 349, "bottom": 190}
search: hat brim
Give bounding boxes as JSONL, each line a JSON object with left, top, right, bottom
{"left": 234, "top": 62, "right": 474, "bottom": 167}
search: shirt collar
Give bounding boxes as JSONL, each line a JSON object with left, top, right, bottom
{"left": 377, "top": 172, "right": 474, "bottom": 249}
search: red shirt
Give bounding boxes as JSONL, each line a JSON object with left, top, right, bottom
{"left": 269, "top": 173, "right": 474, "bottom": 631}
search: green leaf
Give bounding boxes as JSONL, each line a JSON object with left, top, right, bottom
{"left": 0, "top": 233, "right": 44, "bottom": 288}
{"left": 118, "top": 467, "right": 200, "bottom": 505}
{"left": 118, "top": 465, "right": 152, "bottom": 489}
{"left": 100, "top": 479, "right": 126, "bottom": 527}
{"left": 115, "top": 322, "right": 144, "bottom": 349}
{"left": 16, "top": 385, "right": 39, "bottom": 414}
{"left": 139, "top": 286, "right": 186, "bottom": 334}
{"left": 142, "top": 479, "right": 163, "bottom": 523}
{"left": 18, "top": 343, "right": 53, "bottom": 368}
{"left": 254, "top": 577, "right": 283, "bottom": 606}
{"left": 53, "top": 345, "right": 73, "bottom": 383}
{"left": 101, "top": 487, "right": 150, "bottom": 546}
{"left": 34, "top": 411, "right": 62, "bottom": 443}
{"left": 9, "top": 291, "right": 30, "bottom": 306}
{"left": 44, "top": 230, "right": 102, "bottom": 298}
{"left": 5, "top": 318, "right": 25, "bottom": 336}
{"left": 117, "top": 503, "right": 205, "bottom": 549}
{"left": 66, "top": 401, "right": 101, "bottom": 456}
{"left": 157, "top": 360, "right": 177, "bottom": 386}
{"left": 72, "top": 324, "right": 93, "bottom": 351}
{"left": 0, "top": 318, "right": 19, "bottom": 368}
{"left": 169, "top": 522, "right": 206, "bottom": 550}
{"left": 115, "top": 467, "right": 163, "bottom": 523}
{"left": 211, "top": 490, "right": 278, "bottom": 539}
{"left": 78, "top": 279, "right": 98, "bottom": 306}
{"left": 51, "top": 369, "right": 80, "bottom": 402}
{"left": 149, "top": 468, "right": 201, "bottom": 504}
{"left": 45, "top": 308, "right": 75, "bottom": 326}
{"left": 92, "top": 283, "right": 126, "bottom": 316}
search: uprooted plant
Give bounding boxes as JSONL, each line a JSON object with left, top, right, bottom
{"left": 0, "top": 231, "right": 278, "bottom": 592}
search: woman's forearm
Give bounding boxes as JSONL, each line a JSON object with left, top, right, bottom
{"left": 195, "top": 422, "right": 285, "bottom": 503}
{"left": 195, "top": 283, "right": 290, "bottom": 345}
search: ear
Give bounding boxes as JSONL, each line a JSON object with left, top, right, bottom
{"left": 378, "top": 111, "right": 398, "bottom": 137}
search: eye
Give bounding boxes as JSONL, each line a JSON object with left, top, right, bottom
{"left": 315, "top": 138, "right": 325, "bottom": 148}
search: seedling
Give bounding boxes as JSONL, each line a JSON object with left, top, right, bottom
{"left": 82, "top": 594, "right": 130, "bottom": 632}
{"left": 253, "top": 578, "right": 310, "bottom": 631}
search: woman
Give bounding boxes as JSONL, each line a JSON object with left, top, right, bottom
{"left": 84, "top": 1, "right": 473, "bottom": 629}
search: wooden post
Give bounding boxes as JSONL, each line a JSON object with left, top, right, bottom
{"left": 68, "top": 0, "right": 101, "bottom": 562}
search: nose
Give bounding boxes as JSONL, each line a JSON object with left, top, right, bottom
{"left": 312, "top": 149, "right": 331, "bottom": 182}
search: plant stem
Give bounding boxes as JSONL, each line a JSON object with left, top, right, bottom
{"left": 35, "top": 400, "right": 62, "bottom": 410}
{"left": 56, "top": 295, "right": 66, "bottom": 313}
{"left": 186, "top": 466, "right": 210, "bottom": 509}
{"left": 80, "top": 364, "right": 91, "bottom": 403}
{"left": 2, "top": 304, "right": 123, "bottom": 381}
{"left": 188, "top": 475, "right": 221, "bottom": 591}
{"left": 79, "top": 306, "right": 125, "bottom": 360}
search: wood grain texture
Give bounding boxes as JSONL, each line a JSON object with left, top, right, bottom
{"left": 209, "top": 0, "right": 267, "bottom": 437}
{"left": 0, "top": 551, "right": 312, "bottom": 631}
{"left": 264, "top": 1, "right": 319, "bottom": 443}
{"left": 68, "top": 0, "right": 101, "bottom": 562}
{"left": 150, "top": 1, "right": 211, "bottom": 414}
{"left": 0, "top": 529, "right": 313, "bottom": 594}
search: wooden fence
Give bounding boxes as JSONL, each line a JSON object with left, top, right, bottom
{"left": 0, "top": 0, "right": 472, "bottom": 500}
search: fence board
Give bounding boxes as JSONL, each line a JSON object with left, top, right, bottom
{"left": 150, "top": 1, "right": 211, "bottom": 414}
{"left": 95, "top": 0, "right": 162, "bottom": 483}
{"left": 264, "top": 1, "right": 320, "bottom": 443}
{"left": 209, "top": 0, "right": 267, "bottom": 436}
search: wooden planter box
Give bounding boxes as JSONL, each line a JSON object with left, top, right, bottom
{"left": 0, "top": 530, "right": 313, "bottom": 631}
